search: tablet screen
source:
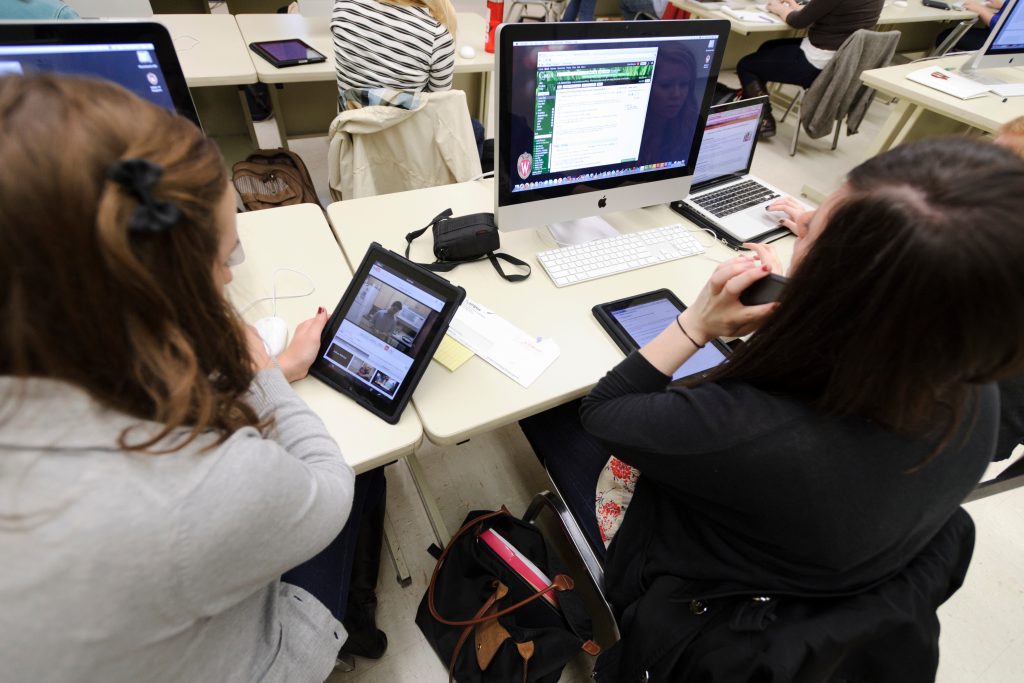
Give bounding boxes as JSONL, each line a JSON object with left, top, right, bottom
{"left": 607, "top": 295, "right": 728, "bottom": 381}
{"left": 255, "top": 40, "right": 324, "bottom": 63}
{"left": 319, "top": 262, "right": 445, "bottom": 399}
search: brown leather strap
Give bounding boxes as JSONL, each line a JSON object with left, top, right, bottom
{"left": 517, "top": 641, "right": 535, "bottom": 683}
{"left": 475, "top": 583, "right": 511, "bottom": 670}
{"left": 448, "top": 582, "right": 506, "bottom": 683}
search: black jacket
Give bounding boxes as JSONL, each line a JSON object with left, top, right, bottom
{"left": 594, "top": 507, "right": 975, "bottom": 682}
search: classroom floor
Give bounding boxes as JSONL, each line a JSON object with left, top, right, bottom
{"left": 241, "top": 10, "right": 1024, "bottom": 679}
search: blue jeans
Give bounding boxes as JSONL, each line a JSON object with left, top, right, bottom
{"left": 281, "top": 467, "right": 386, "bottom": 621}
{"left": 519, "top": 399, "right": 609, "bottom": 561}
{"left": 562, "top": 0, "right": 597, "bottom": 21}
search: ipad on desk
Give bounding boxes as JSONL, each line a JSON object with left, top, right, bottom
{"left": 310, "top": 243, "right": 465, "bottom": 424}
{"left": 248, "top": 39, "right": 327, "bottom": 68}
{"left": 593, "top": 289, "right": 731, "bottom": 384}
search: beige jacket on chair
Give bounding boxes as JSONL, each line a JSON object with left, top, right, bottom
{"left": 327, "top": 90, "right": 482, "bottom": 201}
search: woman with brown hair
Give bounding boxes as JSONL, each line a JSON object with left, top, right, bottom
{"left": 0, "top": 74, "right": 356, "bottom": 682}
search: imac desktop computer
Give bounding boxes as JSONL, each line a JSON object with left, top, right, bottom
{"left": 960, "top": 0, "right": 1024, "bottom": 81}
{"left": 494, "top": 20, "right": 730, "bottom": 246}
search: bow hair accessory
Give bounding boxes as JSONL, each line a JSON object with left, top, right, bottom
{"left": 106, "top": 158, "right": 181, "bottom": 234}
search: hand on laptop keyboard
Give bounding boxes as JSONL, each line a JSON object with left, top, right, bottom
{"left": 765, "top": 196, "right": 812, "bottom": 236}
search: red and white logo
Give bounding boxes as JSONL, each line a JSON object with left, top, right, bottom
{"left": 517, "top": 152, "right": 532, "bottom": 180}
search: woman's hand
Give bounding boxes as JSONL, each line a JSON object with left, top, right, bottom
{"left": 767, "top": 196, "right": 811, "bottom": 236}
{"left": 681, "top": 256, "right": 779, "bottom": 343}
{"left": 277, "top": 307, "right": 330, "bottom": 383}
{"left": 767, "top": 0, "right": 795, "bottom": 19}
{"left": 742, "top": 241, "right": 783, "bottom": 274}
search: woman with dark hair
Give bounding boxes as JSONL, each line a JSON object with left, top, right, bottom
{"left": 521, "top": 137, "right": 1024, "bottom": 676}
{"left": 0, "top": 74, "right": 362, "bottom": 682}
{"left": 736, "top": 0, "right": 885, "bottom": 138}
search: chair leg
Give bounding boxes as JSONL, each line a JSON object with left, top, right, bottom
{"left": 779, "top": 88, "right": 804, "bottom": 124}
{"left": 832, "top": 118, "right": 842, "bottom": 151}
{"left": 790, "top": 113, "right": 801, "bottom": 156}
{"left": 383, "top": 510, "right": 412, "bottom": 587}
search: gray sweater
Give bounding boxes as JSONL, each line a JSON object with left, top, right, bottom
{"left": 0, "top": 369, "right": 355, "bottom": 683}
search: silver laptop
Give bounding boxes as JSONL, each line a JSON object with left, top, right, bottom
{"left": 675, "top": 97, "right": 789, "bottom": 244}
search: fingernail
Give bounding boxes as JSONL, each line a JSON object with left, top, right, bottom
{"left": 762, "top": 265, "right": 770, "bottom": 272}
{"left": 318, "top": 306, "right": 325, "bottom": 314}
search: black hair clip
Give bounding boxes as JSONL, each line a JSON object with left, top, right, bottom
{"left": 106, "top": 158, "right": 181, "bottom": 234}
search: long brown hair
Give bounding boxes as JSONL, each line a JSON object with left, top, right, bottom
{"left": 0, "top": 74, "right": 264, "bottom": 451}
{"left": 699, "top": 138, "right": 1024, "bottom": 450}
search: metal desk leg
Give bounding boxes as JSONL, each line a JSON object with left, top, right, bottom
{"left": 405, "top": 450, "right": 451, "bottom": 547}
{"left": 383, "top": 509, "right": 412, "bottom": 587}
{"left": 865, "top": 100, "right": 919, "bottom": 158}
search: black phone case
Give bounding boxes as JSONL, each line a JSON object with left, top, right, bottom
{"left": 739, "top": 273, "right": 788, "bottom": 306}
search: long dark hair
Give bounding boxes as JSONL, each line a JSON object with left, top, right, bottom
{"left": 0, "top": 74, "right": 265, "bottom": 452}
{"left": 699, "top": 138, "right": 1024, "bottom": 449}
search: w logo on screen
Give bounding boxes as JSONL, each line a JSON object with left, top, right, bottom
{"left": 517, "top": 152, "right": 532, "bottom": 180}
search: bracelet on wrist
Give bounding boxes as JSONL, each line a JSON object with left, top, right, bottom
{"left": 675, "top": 315, "right": 705, "bottom": 349}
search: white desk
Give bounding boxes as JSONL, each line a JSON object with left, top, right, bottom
{"left": 154, "top": 13, "right": 259, "bottom": 165}
{"left": 327, "top": 180, "right": 795, "bottom": 445}
{"left": 227, "top": 203, "right": 423, "bottom": 473}
{"left": 327, "top": 181, "right": 797, "bottom": 542}
{"left": 671, "top": 0, "right": 976, "bottom": 67}
{"left": 235, "top": 12, "right": 494, "bottom": 144}
{"left": 860, "top": 56, "right": 1024, "bottom": 156}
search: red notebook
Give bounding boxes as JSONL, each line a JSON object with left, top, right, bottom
{"left": 479, "top": 528, "right": 559, "bottom": 609}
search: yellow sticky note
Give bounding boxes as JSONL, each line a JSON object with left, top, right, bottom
{"left": 433, "top": 335, "right": 474, "bottom": 372}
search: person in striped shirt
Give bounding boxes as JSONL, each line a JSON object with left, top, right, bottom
{"left": 331, "top": 0, "right": 458, "bottom": 95}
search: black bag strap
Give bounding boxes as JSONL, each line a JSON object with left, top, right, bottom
{"left": 404, "top": 209, "right": 531, "bottom": 283}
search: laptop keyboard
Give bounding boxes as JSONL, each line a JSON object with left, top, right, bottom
{"left": 691, "top": 179, "right": 780, "bottom": 218}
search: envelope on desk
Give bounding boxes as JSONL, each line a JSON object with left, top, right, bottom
{"left": 906, "top": 67, "right": 991, "bottom": 100}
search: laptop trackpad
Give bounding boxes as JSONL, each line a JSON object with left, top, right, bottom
{"left": 726, "top": 210, "right": 782, "bottom": 241}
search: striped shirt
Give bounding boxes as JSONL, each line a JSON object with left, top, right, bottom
{"left": 331, "top": 0, "right": 455, "bottom": 94}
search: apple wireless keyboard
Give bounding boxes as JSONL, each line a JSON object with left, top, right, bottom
{"left": 536, "top": 224, "right": 704, "bottom": 287}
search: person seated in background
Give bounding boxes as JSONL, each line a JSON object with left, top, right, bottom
{"left": 330, "top": 0, "right": 484, "bottom": 159}
{"left": 521, "top": 137, "right": 1024, "bottom": 678}
{"left": 936, "top": 0, "right": 1005, "bottom": 52}
{"left": 736, "top": 0, "right": 885, "bottom": 138}
{"left": 618, "top": 0, "right": 666, "bottom": 19}
{"left": 0, "top": 73, "right": 386, "bottom": 681}
{"left": 0, "top": 0, "right": 79, "bottom": 19}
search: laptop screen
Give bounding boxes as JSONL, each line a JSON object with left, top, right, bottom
{"left": 0, "top": 42, "right": 176, "bottom": 111}
{"left": 690, "top": 100, "right": 762, "bottom": 186}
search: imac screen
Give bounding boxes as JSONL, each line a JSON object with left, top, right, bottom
{"left": 990, "top": 0, "right": 1024, "bottom": 54}
{"left": 504, "top": 33, "right": 719, "bottom": 198}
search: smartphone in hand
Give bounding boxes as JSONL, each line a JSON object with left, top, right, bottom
{"left": 739, "top": 273, "right": 788, "bottom": 306}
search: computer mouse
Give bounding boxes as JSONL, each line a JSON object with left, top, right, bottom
{"left": 254, "top": 316, "right": 288, "bottom": 357}
{"left": 892, "top": 1, "right": 908, "bottom": 7}
{"left": 459, "top": 45, "right": 476, "bottom": 59}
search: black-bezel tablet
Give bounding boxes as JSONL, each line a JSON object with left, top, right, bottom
{"left": 592, "top": 288, "right": 731, "bottom": 383}
{"left": 248, "top": 39, "right": 327, "bottom": 68}
{"left": 0, "top": 21, "right": 199, "bottom": 127}
{"left": 310, "top": 243, "right": 466, "bottom": 424}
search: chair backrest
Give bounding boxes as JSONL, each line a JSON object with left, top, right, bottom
{"left": 327, "top": 89, "right": 482, "bottom": 200}
{"left": 800, "top": 29, "right": 900, "bottom": 138}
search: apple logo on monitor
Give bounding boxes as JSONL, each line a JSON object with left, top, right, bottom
{"left": 598, "top": 196, "right": 607, "bottom": 209}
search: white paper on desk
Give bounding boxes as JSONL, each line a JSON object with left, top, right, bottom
{"left": 721, "top": 6, "right": 780, "bottom": 22}
{"left": 906, "top": 67, "right": 991, "bottom": 100}
{"left": 446, "top": 299, "right": 559, "bottom": 388}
